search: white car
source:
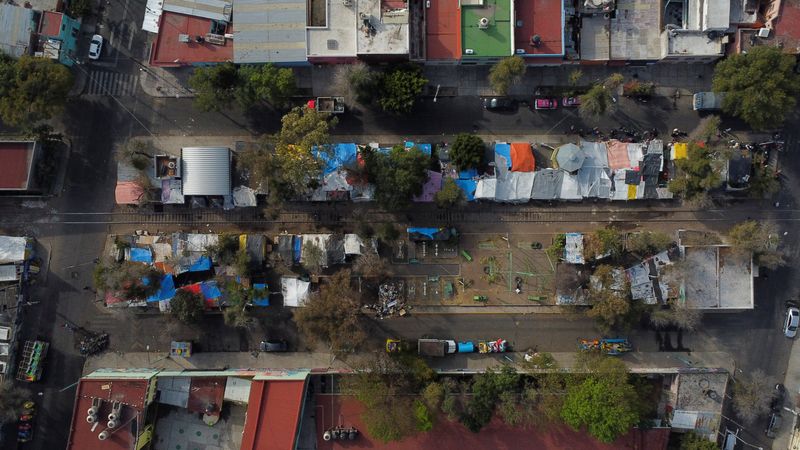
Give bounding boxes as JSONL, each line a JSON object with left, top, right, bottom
{"left": 784, "top": 307, "right": 799, "bottom": 338}
{"left": 88, "top": 34, "right": 103, "bottom": 60}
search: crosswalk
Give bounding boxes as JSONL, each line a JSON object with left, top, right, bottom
{"left": 85, "top": 70, "right": 138, "bottom": 96}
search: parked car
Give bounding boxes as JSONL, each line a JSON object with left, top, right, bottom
{"left": 534, "top": 98, "right": 558, "bottom": 110}
{"left": 562, "top": 96, "right": 581, "bottom": 107}
{"left": 483, "top": 97, "right": 517, "bottom": 112}
{"left": 88, "top": 35, "right": 103, "bottom": 60}
{"left": 259, "top": 339, "right": 288, "bottom": 352}
{"left": 770, "top": 383, "right": 786, "bottom": 412}
{"left": 784, "top": 307, "right": 800, "bottom": 338}
{"left": 765, "top": 411, "right": 782, "bottom": 438}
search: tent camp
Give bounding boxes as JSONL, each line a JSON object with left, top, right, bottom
{"left": 413, "top": 171, "right": 443, "bottom": 202}
{"left": 281, "top": 277, "right": 310, "bottom": 307}
{"left": 475, "top": 178, "right": 497, "bottom": 200}
{"left": 495, "top": 172, "right": 534, "bottom": 203}
{"left": 510, "top": 143, "right": 535, "bottom": 172}
{"left": 0, "top": 236, "right": 30, "bottom": 264}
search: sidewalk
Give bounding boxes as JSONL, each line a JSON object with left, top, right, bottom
{"left": 139, "top": 65, "right": 196, "bottom": 98}
{"left": 84, "top": 350, "right": 734, "bottom": 376}
{"left": 774, "top": 338, "right": 800, "bottom": 450}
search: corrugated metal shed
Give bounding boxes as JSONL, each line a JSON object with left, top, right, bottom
{"left": 0, "top": 4, "right": 34, "bottom": 58}
{"left": 233, "top": 0, "right": 306, "bottom": 63}
{"left": 162, "top": 0, "right": 232, "bottom": 21}
{"left": 181, "top": 147, "right": 231, "bottom": 196}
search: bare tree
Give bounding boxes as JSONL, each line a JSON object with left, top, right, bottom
{"left": 352, "top": 251, "right": 389, "bottom": 278}
{"left": 732, "top": 369, "right": 776, "bottom": 425}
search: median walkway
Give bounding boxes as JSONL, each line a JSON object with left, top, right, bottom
{"left": 84, "top": 350, "right": 734, "bottom": 376}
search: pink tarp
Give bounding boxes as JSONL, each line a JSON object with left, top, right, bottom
{"left": 413, "top": 170, "right": 443, "bottom": 202}
{"left": 115, "top": 181, "right": 144, "bottom": 205}
{"left": 606, "top": 140, "right": 631, "bottom": 170}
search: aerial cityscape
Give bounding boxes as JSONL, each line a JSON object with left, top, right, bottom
{"left": 0, "top": 0, "right": 798, "bottom": 449}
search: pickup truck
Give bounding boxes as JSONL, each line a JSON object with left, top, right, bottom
{"left": 418, "top": 339, "right": 457, "bottom": 357}
{"left": 692, "top": 92, "right": 726, "bottom": 111}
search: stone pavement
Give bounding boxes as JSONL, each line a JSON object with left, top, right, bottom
{"left": 84, "top": 350, "right": 734, "bottom": 375}
{"left": 139, "top": 65, "right": 196, "bottom": 98}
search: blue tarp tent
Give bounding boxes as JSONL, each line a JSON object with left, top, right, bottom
{"left": 405, "top": 142, "right": 432, "bottom": 156}
{"left": 252, "top": 283, "right": 269, "bottom": 306}
{"left": 292, "top": 236, "right": 302, "bottom": 264}
{"left": 188, "top": 255, "right": 211, "bottom": 272}
{"left": 458, "top": 341, "right": 475, "bottom": 353}
{"left": 407, "top": 227, "right": 455, "bottom": 241}
{"left": 314, "top": 143, "right": 358, "bottom": 175}
{"left": 459, "top": 168, "right": 478, "bottom": 179}
{"left": 130, "top": 247, "right": 153, "bottom": 263}
{"left": 455, "top": 179, "right": 477, "bottom": 201}
{"left": 494, "top": 143, "right": 512, "bottom": 169}
{"left": 201, "top": 281, "right": 222, "bottom": 300}
{"left": 146, "top": 274, "right": 176, "bottom": 303}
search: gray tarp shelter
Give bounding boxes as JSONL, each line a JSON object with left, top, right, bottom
{"left": 181, "top": 147, "right": 232, "bottom": 196}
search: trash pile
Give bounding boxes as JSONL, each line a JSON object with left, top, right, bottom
{"left": 79, "top": 332, "right": 109, "bottom": 356}
{"left": 366, "top": 280, "right": 408, "bottom": 319}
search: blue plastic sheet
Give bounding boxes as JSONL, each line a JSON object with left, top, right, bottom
{"left": 292, "top": 236, "right": 302, "bottom": 264}
{"left": 458, "top": 168, "right": 478, "bottom": 179}
{"left": 458, "top": 341, "right": 475, "bottom": 353}
{"left": 494, "top": 143, "right": 512, "bottom": 168}
{"left": 251, "top": 283, "right": 269, "bottom": 306}
{"left": 188, "top": 255, "right": 211, "bottom": 272}
{"left": 455, "top": 179, "right": 477, "bottom": 201}
{"left": 404, "top": 142, "right": 432, "bottom": 156}
{"left": 314, "top": 143, "right": 358, "bottom": 175}
{"left": 201, "top": 281, "right": 222, "bottom": 299}
{"left": 146, "top": 274, "right": 176, "bottom": 303}
{"left": 130, "top": 247, "right": 153, "bottom": 263}
{"left": 406, "top": 227, "right": 454, "bottom": 241}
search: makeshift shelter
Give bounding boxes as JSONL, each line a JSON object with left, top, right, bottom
{"left": 455, "top": 179, "right": 477, "bottom": 201}
{"left": 494, "top": 142, "right": 512, "bottom": 169}
{"left": 530, "top": 169, "right": 564, "bottom": 200}
{"left": 458, "top": 168, "right": 478, "bottom": 179}
{"left": 564, "top": 233, "right": 584, "bottom": 264}
{"left": 413, "top": 171, "right": 443, "bottom": 202}
{"left": 554, "top": 143, "right": 584, "bottom": 172}
{"left": 474, "top": 177, "right": 497, "bottom": 200}
{"left": 275, "top": 235, "right": 295, "bottom": 266}
{"left": 146, "top": 274, "right": 176, "bottom": 303}
{"left": 129, "top": 247, "right": 153, "bottom": 263}
{"left": 510, "top": 142, "right": 535, "bottom": 172}
{"left": 181, "top": 147, "right": 231, "bottom": 196}
{"left": 115, "top": 181, "right": 144, "bottom": 205}
{"left": 161, "top": 179, "right": 184, "bottom": 204}
{"left": 240, "top": 234, "right": 266, "bottom": 268}
{"left": 0, "top": 236, "right": 31, "bottom": 264}
{"left": 559, "top": 172, "right": 582, "bottom": 200}
{"left": 281, "top": 277, "right": 310, "bottom": 307}
{"left": 404, "top": 142, "right": 432, "bottom": 156}
{"left": 672, "top": 142, "right": 688, "bottom": 160}
{"left": 495, "top": 172, "right": 534, "bottom": 203}
{"left": 344, "top": 234, "right": 365, "bottom": 255}
{"left": 314, "top": 143, "right": 357, "bottom": 175}
{"left": 407, "top": 228, "right": 455, "bottom": 241}
{"left": 312, "top": 169, "right": 352, "bottom": 201}
{"left": 232, "top": 186, "right": 257, "bottom": 207}
{"left": 606, "top": 140, "right": 631, "bottom": 170}
{"left": 251, "top": 283, "right": 269, "bottom": 306}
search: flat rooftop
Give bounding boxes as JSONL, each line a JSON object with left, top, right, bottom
{"left": 0, "top": 141, "right": 35, "bottom": 190}
{"left": 581, "top": 0, "right": 661, "bottom": 61}
{"left": 426, "top": 0, "right": 460, "bottom": 59}
{"left": 683, "top": 246, "right": 753, "bottom": 309}
{"left": 514, "top": 0, "right": 563, "bottom": 56}
{"left": 150, "top": 12, "right": 234, "bottom": 66}
{"left": 357, "top": 0, "right": 408, "bottom": 54}
{"left": 667, "top": 31, "right": 724, "bottom": 57}
{"left": 461, "top": 0, "right": 512, "bottom": 57}
{"left": 306, "top": 0, "right": 408, "bottom": 57}
{"left": 233, "top": 0, "right": 307, "bottom": 63}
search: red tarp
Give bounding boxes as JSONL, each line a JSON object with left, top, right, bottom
{"left": 510, "top": 143, "right": 535, "bottom": 172}
{"left": 115, "top": 182, "right": 143, "bottom": 204}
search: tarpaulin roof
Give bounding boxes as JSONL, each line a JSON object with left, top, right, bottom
{"left": 130, "top": 247, "right": 153, "bottom": 263}
{"left": 494, "top": 143, "right": 512, "bottom": 169}
{"left": 281, "top": 277, "right": 310, "bottom": 307}
{"left": 344, "top": 234, "right": 363, "bottom": 255}
{"left": 251, "top": 283, "right": 269, "bottom": 306}
{"left": 0, "top": 236, "right": 29, "bottom": 263}
{"left": 578, "top": 168, "right": 612, "bottom": 199}
{"left": 188, "top": 255, "right": 212, "bottom": 272}
{"left": 555, "top": 143, "right": 584, "bottom": 172}
{"left": 407, "top": 227, "right": 453, "bottom": 241}
{"left": 531, "top": 169, "right": 564, "bottom": 200}
{"left": 413, "top": 170, "right": 443, "bottom": 202}
{"left": 115, "top": 181, "right": 144, "bottom": 205}
{"left": 232, "top": 186, "right": 257, "bottom": 207}
{"left": 510, "top": 143, "right": 535, "bottom": 172}
{"left": 672, "top": 142, "right": 688, "bottom": 160}
{"left": 455, "top": 179, "right": 477, "bottom": 201}
{"left": 405, "top": 142, "right": 432, "bottom": 155}
{"left": 475, "top": 178, "right": 496, "bottom": 200}
{"left": 314, "top": 143, "right": 357, "bottom": 175}
{"left": 559, "top": 172, "right": 582, "bottom": 200}
{"left": 564, "top": 233, "right": 584, "bottom": 264}
{"left": 161, "top": 179, "right": 184, "bottom": 204}
{"left": 606, "top": 139, "right": 631, "bottom": 170}
{"left": 146, "top": 274, "right": 176, "bottom": 303}
{"left": 579, "top": 141, "right": 609, "bottom": 168}
{"left": 201, "top": 281, "right": 222, "bottom": 299}
{"left": 495, "top": 171, "right": 534, "bottom": 203}
{"left": 458, "top": 168, "right": 478, "bottom": 179}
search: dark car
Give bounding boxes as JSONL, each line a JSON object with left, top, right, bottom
{"left": 483, "top": 97, "right": 517, "bottom": 112}
{"left": 770, "top": 383, "right": 786, "bottom": 411}
{"left": 259, "top": 339, "right": 288, "bottom": 352}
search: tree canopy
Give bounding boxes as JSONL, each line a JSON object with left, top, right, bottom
{"left": 332, "top": 62, "right": 380, "bottom": 106}
{"left": 586, "top": 265, "right": 631, "bottom": 332}
{"left": 712, "top": 46, "right": 800, "bottom": 130}
{"left": 364, "top": 145, "right": 430, "bottom": 210}
{"left": 188, "top": 62, "right": 240, "bottom": 112}
{"left": 449, "top": 133, "right": 485, "bottom": 170}
{"left": 0, "top": 55, "right": 73, "bottom": 129}
{"left": 488, "top": 56, "right": 526, "bottom": 95}
{"left": 732, "top": 369, "right": 775, "bottom": 425}
{"left": 170, "top": 290, "right": 204, "bottom": 323}
{"left": 578, "top": 74, "right": 623, "bottom": 119}
{"left": 236, "top": 64, "right": 296, "bottom": 109}
{"left": 435, "top": 178, "right": 465, "bottom": 209}
{"left": 293, "top": 270, "right": 367, "bottom": 353}
{"left": 668, "top": 143, "right": 722, "bottom": 202}
{"left": 727, "top": 220, "right": 784, "bottom": 269}
{"left": 377, "top": 65, "right": 427, "bottom": 114}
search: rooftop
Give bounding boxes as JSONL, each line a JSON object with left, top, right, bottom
{"left": 67, "top": 378, "right": 151, "bottom": 450}
{"left": 461, "top": 0, "right": 513, "bottom": 58}
{"left": 38, "top": 11, "right": 63, "bottom": 37}
{"left": 0, "top": 141, "right": 36, "bottom": 191}
{"left": 150, "top": 12, "right": 234, "bottom": 66}
{"left": 580, "top": 0, "right": 661, "bottom": 61}
{"left": 241, "top": 377, "right": 308, "bottom": 450}
{"left": 357, "top": 0, "right": 409, "bottom": 54}
{"left": 514, "top": 0, "right": 563, "bottom": 56}
{"left": 682, "top": 246, "right": 754, "bottom": 309}
{"left": 232, "top": 0, "right": 307, "bottom": 63}
{"left": 0, "top": 3, "right": 34, "bottom": 58}
{"left": 426, "top": 0, "right": 460, "bottom": 59}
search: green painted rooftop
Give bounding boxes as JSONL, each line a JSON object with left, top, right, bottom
{"left": 461, "top": 0, "right": 512, "bottom": 57}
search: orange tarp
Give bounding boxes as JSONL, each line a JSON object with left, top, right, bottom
{"left": 510, "top": 143, "right": 535, "bottom": 172}
{"left": 115, "top": 181, "right": 143, "bottom": 204}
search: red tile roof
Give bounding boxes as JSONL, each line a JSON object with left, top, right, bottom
{"left": 514, "top": 0, "right": 563, "bottom": 55}
{"left": 150, "top": 12, "right": 234, "bottom": 66}
{"left": 39, "top": 11, "right": 63, "bottom": 37}
{"left": 426, "top": 0, "right": 461, "bottom": 59}
{"left": 67, "top": 378, "right": 150, "bottom": 450}
{"left": 773, "top": 0, "right": 800, "bottom": 51}
{"left": 241, "top": 379, "right": 307, "bottom": 450}
{"left": 0, "top": 142, "right": 34, "bottom": 190}
{"left": 315, "top": 395, "right": 670, "bottom": 450}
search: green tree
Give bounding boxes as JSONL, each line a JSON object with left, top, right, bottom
{"left": 488, "top": 56, "right": 526, "bottom": 95}
{"left": 68, "top": 0, "right": 92, "bottom": 17}
{"left": 93, "top": 259, "right": 162, "bottom": 300}
{"left": 680, "top": 432, "right": 719, "bottom": 450}
{"left": 449, "top": 133, "right": 485, "bottom": 170}
{"left": 414, "top": 400, "right": 434, "bottom": 431}
{"left": 712, "top": 46, "right": 800, "bottom": 130}
{"left": 578, "top": 84, "right": 613, "bottom": 119}
{"left": 0, "top": 382, "right": 30, "bottom": 421}
{"left": 378, "top": 65, "right": 427, "bottom": 114}
{"left": 584, "top": 226, "right": 623, "bottom": 260}
{"left": 0, "top": 55, "right": 73, "bottom": 128}
{"left": 188, "top": 62, "right": 240, "bottom": 112}
{"left": 698, "top": 115, "right": 722, "bottom": 144}
{"left": 332, "top": 62, "right": 380, "bottom": 105}
{"left": 293, "top": 270, "right": 366, "bottom": 353}
{"left": 649, "top": 299, "right": 701, "bottom": 331}
{"left": 727, "top": 220, "right": 784, "bottom": 269}
{"left": 365, "top": 145, "right": 430, "bottom": 210}
{"left": 422, "top": 381, "right": 445, "bottom": 411}
{"left": 236, "top": 64, "right": 296, "bottom": 109}
{"left": 668, "top": 143, "right": 723, "bottom": 201}
{"left": 376, "top": 222, "right": 400, "bottom": 243}
{"left": 170, "top": 290, "right": 204, "bottom": 323}
{"left": 435, "top": 178, "right": 465, "bottom": 209}
{"left": 561, "top": 358, "right": 641, "bottom": 443}
{"left": 626, "top": 231, "right": 673, "bottom": 256}
{"left": 222, "top": 283, "right": 255, "bottom": 328}
{"left": 586, "top": 265, "right": 630, "bottom": 332}
{"left": 461, "top": 366, "right": 520, "bottom": 432}
{"left": 568, "top": 69, "right": 584, "bottom": 86}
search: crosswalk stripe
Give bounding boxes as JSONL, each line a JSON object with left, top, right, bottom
{"left": 85, "top": 71, "right": 138, "bottom": 97}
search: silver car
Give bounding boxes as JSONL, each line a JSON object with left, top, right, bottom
{"left": 784, "top": 307, "right": 799, "bottom": 338}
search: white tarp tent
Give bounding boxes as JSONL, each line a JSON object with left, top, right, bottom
{"left": 282, "top": 277, "right": 310, "bottom": 307}
{"left": 232, "top": 186, "right": 257, "bottom": 207}
{"left": 559, "top": 172, "right": 582, "bottom": 200}
{"left": 474, "top": 178, "right": 496, "bottom": 200}
{"left": 0, "top": 236, "right": 28, "bottom": 264}
{"left": 495, "top": 172, "right": 534, "bottom": 203}
{"left": 344, "top": 234, "right": 363, "bottom": 255}
{"left": 0, "top": 265, "right": 17, "bottom": 282}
